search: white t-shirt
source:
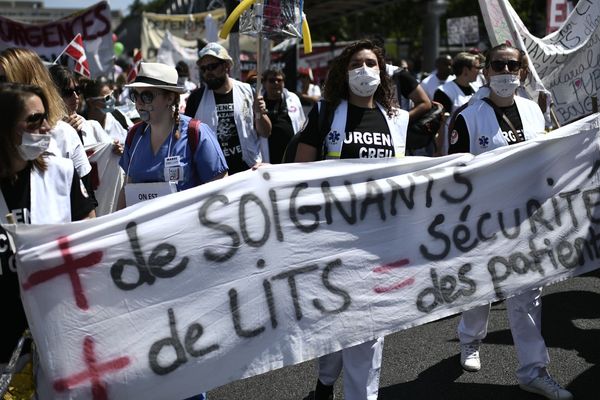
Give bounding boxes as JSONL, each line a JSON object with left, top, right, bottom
{"left": 48, "top": 120, "right": 92, "bottom": 177}
{"left": 79, "top": 117, "right": 113, "bottom": 146}
{"left": 103, "top": 111, "right": 129, "bottom": 144}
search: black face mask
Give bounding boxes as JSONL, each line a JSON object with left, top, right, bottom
{"left": 203, "top": 76, "right": 227, "bottom": 90}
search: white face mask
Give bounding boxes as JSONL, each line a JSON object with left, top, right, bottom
{"left": 348, "top": 65, "right": 380, "bottom": 97}
{"left": 18, "top": 132, "right": 50, "bottom": 161}
{"left": 489, "top": 74, "right": 520, "bottom": 98}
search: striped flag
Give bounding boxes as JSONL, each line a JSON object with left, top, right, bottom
{"left": 127, "top": 50, "right": 143, "bottom": 83}
{"left": 62, "top": 33, "right": 91, "bottom": 78}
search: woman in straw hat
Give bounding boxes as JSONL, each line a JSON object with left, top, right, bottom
{"left": 118, "top": 62, "right": 228, "bottom": 209}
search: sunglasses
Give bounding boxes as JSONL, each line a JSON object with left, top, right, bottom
{"left": 88, "top": 93, "right": 114, "bottom": 102}
{"left": 489, "top": 60, "right": 522, "bottom": 73}
{"left": 268, "top": 78, "right": 284, "bottom": 84}
{"left": 25, "top": 112, "right": 48, "bottom": 130}
{"left": 129, "top": 90, "right": 155, "bottom": 104}
{"left": 61, "top": 87, "right": 81, "bottom": 97}
{"left": 0, "top": 75, "right": 7, "bottom": 83}
{"left": 199, "top": 61, "right": 224, "bottom": 73}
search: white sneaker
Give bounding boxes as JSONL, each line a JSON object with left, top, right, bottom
{"left": 519, "top": 375, "right": 573, "bottom": 400}
{"left": 460, "top": 342, "right": 481, "bottom": 372}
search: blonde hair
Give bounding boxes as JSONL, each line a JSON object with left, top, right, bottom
{"left": 0, "top": 48, "right": 68, "bottom": 127}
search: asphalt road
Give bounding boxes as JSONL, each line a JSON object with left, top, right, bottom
{"left": 207, "top": 268, "right": 599, "bottom": 400}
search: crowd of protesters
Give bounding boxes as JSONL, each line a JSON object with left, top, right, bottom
{"left": 0, "top": 36, "right": 577, "bottom": 400}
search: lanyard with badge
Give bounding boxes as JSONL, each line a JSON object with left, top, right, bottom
{"left": 125, "top": 124, "right": 180, "bottom": 207}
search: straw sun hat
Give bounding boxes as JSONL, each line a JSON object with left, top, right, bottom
{"left": 125, "top": 62, "right": 186, "bottom": 93}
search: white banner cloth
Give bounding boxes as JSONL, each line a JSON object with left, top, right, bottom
{"left": 4, "top": 115, "right": 600, "bottom": 399}
{"left": 141, "top": 9, "right": 226, "bottom": 61}
{"left": 479, "top": 0, "right": 600, "bottom": 125}
{"left": 0, "top": 1, "right": 113, "bottom": 78}
{"left": 85, "top": 143, "right": 124, "bottom": 217}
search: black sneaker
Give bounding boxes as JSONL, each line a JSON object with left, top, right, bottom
{"left": 313, "top": 379, "right": 334, "bottom": 400}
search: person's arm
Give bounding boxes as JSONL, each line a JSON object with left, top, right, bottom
{"left": 294, "top": 105, "right": 321, "bottom": 162}
{"left": 407, "top": 85, "right": 432, "bottom": 121}
{"left": 295, "top": 142, "right": 318, "bottom": 162}
{"left": 254, "top": 95, "right": 272, "bottom": 138}
{"left": 70, "top": 171, "right": 96, "bottom": 221}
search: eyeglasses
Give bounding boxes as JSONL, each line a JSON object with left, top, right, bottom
{"left": 198, "top": 61, "right": 224, "bottom": 73}
{"left": 24, "top": 112, "right": 48, "bottom": 130}
{"left": 129, "top": 90, "right": 155, "bottom": 104}
{"left": 88, "top": 92, "right": 113, "bottom": 102}
{"left": 268, "top": 78, "right": 284, "bottom": 84}
{"left": 61, "top": 87, "right": 81, "bottom": 97}
{"left": 489, "top": 60, "right": 522, "bottom": 73}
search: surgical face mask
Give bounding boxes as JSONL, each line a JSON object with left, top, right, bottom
{"left": 489, "top": 74, "right": 520, "bottom": 98}
{"left": 348, "top": 65, "right": 380, "bottom": 97}
{"left": 18, "top": 132, "right": 50, "bottom": 161}
{"left": 100, "top": 96, "right": 116, "bottom": 114}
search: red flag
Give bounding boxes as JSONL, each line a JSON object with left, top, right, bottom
{"left": 127, "top": 50, "right": 143, "bottom": 83}
{"left": 62, "top": 34, "right": 91, "bottom": 78}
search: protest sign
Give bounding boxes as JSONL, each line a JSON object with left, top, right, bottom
{"left": 0, "top": 1, "right": 113, "bottom": 77}
{"left": 141, "top": 9, "right": 226, "bottom": 61}
{"left": 479, "top": 0, "right": 600, "bottom": 125}
{"left": 85, "top": 143, "right": 124, "bottom": 217}
{"left": 4, "top": 114, "right": 600, "bottom": 399}
{"left": 447, "top": 16, "right": 479, "bottom": 46}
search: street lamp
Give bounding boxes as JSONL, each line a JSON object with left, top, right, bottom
{"left": 422, "top": 0, "right": 448, "bottom": 73}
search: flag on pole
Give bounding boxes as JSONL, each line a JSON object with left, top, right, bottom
{"left": 60, "top": 33, "right": 91, "bottom": 78}
{"left": 127, "top": 50, "right": 143, "bottom": 83}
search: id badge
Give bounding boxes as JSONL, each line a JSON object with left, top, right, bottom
{"left": 164, "top": 156, "right": 183, "bottom": 182}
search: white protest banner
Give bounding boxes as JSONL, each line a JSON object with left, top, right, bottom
{"left": 85, "top": 143, "right": 124, "bottom": 217}
{"left": 479, "top": 0, "right": 600, "bottom": 125}
{"left": 141, "top": 9, "right": 226, "bottom": 60}
{"left": 4, "top": 114, "right": 600, "bottom": 399}
{"left": 0, "top": 1, "right": 113, "bottom": 77}
{"left": 156, "top": 30, "right": 200, "bottom": 83}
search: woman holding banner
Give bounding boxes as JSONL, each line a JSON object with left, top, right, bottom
{"left": 0, "top": 83, "right": 95, "bottom": 396}
{"left": 449, "top": 43, "right": 573, "bottom": 400}
{"left": 295, "top": 39, "right": 409, "bottom": 400}
{"left": 0, "top": 48, "right": 96, "bottom": 213}
{"left": 117, "top": 62, "right": 228, "bottom": 209}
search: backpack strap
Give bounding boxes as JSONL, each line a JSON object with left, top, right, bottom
{"left": 186, "top": 118, "right": 202, "bottom": 184}
{"left": 125, "top": 121, "right": 146, "bottom": 148}
{"left": 111, "top": 109, "right": 130, "bottom": 130}
{"left": 187, "top": 118, "right": 201, "bottom": 154}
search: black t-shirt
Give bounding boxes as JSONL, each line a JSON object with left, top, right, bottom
{"left": 393, "top": 69, "right": 419, "bottom": 99}
{"left": 434, "top": 82, "right": 475, "bottom": 114}
{"left": 298, "top": 103, "right": 394, "bottom": 159}
{"left": 266, "top": 98, "right": 295, "bottom": 164}
{"left": 214, "top": 90, "right": 249, "bottom": 174}
{"left": 0, "top": 162, "right": 94, "bottom": 362}
{"left": 448, "top": 101, "right": 526, "bottom": 154}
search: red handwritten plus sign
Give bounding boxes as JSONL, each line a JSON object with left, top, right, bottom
{"left": 21, "top": 236, "right": 103, "bottom": 310}
{"left": 372, "top": 258, "right": 415, "bottom": 293}
{"left": 54, "top": 336, "right": 131, "bottom": 400}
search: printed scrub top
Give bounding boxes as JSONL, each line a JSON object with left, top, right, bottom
{"left": 119, "top": 115, "right": 228, "bottom": 191}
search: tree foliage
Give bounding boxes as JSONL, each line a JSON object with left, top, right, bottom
{"left": 308, "top": 0, "right": 547, "bottom": 48}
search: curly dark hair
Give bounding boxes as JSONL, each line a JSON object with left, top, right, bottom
{"left": 323, "top": 39, "right": 397, "bottom": 117}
